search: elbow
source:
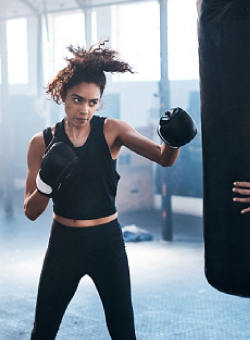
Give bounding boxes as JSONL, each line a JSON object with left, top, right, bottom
{"left": 159, "top": 153, "right": 179, "bottom": 167}
{"left": 27, "top": 214, "right": 38, "bottom": 222}
{"left": 160, "top": 158, "right": 176, "bottom": 168}
{"left": 24, "top": 189, "right": 49, "bottom": 221}
{"left": 24, "top": 206, "right": 38, "bottom": 221}
{"left": 24, "top": 201, "right": 40, "bottom": 221}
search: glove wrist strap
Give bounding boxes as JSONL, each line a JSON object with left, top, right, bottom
{"left": 157, "top": 127, "right": 179, "bottom": 149}
{"left": 36, "top": 172, "right": 53, "bottom": 196}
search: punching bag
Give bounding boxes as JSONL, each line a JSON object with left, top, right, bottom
{"left": 198, "top": 0, "right": 250, "bottom": 297}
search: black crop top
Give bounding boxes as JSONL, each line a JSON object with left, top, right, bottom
{"left": 43, "top": 115, "right": 120, "bottom": 220}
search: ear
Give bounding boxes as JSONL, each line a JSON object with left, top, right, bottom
{"left": 97, "top": 98, "right": 104, "bottom": 111}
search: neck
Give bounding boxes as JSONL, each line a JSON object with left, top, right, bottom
{"left": 64, "top": 118, "right": 91, "bottom": 147}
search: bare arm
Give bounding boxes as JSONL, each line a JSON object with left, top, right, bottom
{"left": 233, "top": 181, "right": 250, "bottom": 214}
{"left": 105, "top": 118, "right": 180, "bottom": 166}
{"left": 24, "top": 133, "right": 50, "bottom": 221}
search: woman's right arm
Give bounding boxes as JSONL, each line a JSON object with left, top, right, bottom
{"left": 24, "top": 133, "right": 50, "bottom": 221}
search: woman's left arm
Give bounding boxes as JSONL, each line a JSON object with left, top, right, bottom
{"left": 105, "top": 119, "right": 180, "bottom": 167}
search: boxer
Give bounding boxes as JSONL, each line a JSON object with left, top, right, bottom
{"left": 24, "top": 42, "right": 197, "bottom": 340}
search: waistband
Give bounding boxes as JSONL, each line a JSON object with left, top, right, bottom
{"left": 49, "top": 218, "right": 124, "bottom": 247}
{"left": 52, "top": 218, "right": 120, "bottom": 231}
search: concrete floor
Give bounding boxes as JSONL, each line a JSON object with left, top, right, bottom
{"left": 1, "top": 200, "right": 250, "bottom": 339}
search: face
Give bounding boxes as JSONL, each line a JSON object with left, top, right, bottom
{"left": 63, "top": 82, "right": 101, "bottom": 128}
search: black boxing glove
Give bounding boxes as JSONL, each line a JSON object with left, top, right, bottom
{"left": 36, "top": 142, "right": 79, "bottom": 197}
{"left": 157, "top": 107, "right": 197, "bottom": 148}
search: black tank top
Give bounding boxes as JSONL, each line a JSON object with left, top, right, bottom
{"left": 43, "top": 115, "right": 120, "bottom": 220}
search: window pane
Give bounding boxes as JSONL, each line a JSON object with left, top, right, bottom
{"left": 111, "top": 1, "right": 160, "bottom": 82}
{"left": 111, "top": 0, "right": 198, "bottom": 82}
{"left": 168, "top": 0, "right": 199, "bottom": 80}
{"left": 91, "top": 11, "right": 97, "bottom": 45}
{"left": 6, "top": 18, "right": 28, "bottom": 84}
{"left": 53, "top": 12, "right": 85, "bottom": 73}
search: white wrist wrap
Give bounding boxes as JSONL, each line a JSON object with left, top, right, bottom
{"left": 36, "top": 172, "right": 53, "bottom": 195}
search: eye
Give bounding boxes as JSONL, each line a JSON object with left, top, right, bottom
{"left": 89, "top": 100, "right": 98, "bottom": 107}
{"left": 73, "top": 97, "right": 81, "bottom": 103}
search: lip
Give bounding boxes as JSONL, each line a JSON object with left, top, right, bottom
{"left": 75, "top": 117, "right": 88, "bottom": 123}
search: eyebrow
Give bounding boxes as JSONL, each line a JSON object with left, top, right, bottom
{"left": 71, "top": 94, "right": 99, "bottom": 101}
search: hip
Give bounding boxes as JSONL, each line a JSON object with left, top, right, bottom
{"left": 49, "top": 217, "right": 124, "bottom": 248}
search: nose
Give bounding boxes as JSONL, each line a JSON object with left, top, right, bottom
{"left": 80, "top": 102, "right": 89, "bottom": 114}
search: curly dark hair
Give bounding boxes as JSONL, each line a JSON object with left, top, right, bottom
{"left": 46, "top": 40, "right": 134, "bottom": 104}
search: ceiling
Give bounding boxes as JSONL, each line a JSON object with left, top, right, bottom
{"left": 0, "top": 0, "right": 152, "bottom": 21}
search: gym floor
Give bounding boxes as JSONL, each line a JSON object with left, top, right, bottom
{"left": 0, "top": 199, "right": 250, "bottom": 340}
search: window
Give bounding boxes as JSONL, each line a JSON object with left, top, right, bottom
{"left": 111, "top": 0, "right": 198, "bottom": 82}
{"left": 6, "top": 18, "right": 28, "bottom": 84}
{"left": 168, "top": 0, "right": 199, "bottom": 80}
{"left": 111, "top": 1, "right": 160, "bottom": 82}
{"left": 91, "top": 10, "right": 98, "bottom": 45}
{"left": 50, "top": 12, "right": 86, "bottom": 75}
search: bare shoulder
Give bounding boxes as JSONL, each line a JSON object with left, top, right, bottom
{"left": 27, "top": 132, "right": 46, "bottom": 165}
{"left": 104, "top": 117, "right": 122, "bottom": 128}
{"left": 29, "top": 132, "right": 45, "bottom": 150}
{"left": 28, "top": 123, "right": 55, "bottom": 152}
{"left": 104, "top": 117, "right": 133, "bottom": 134}
{"left": 104, "top": 118, "right": 134, "bottom": 146}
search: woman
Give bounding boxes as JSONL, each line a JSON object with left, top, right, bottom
{"left": 24, "top": 43, "right": 194, "bottom": 339}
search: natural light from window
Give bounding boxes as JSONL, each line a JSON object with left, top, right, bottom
{"left": 111, "top": 1, "right": 161, "bottom": 82}
{"left": 168, "top": 0, "right": 199, "bottom": 80}
{"left": 1, "top": 1, "right": 199, "bottom": 86}
{"left": 53, "top": 12, "right": 86, "bottom": 73}
{"left": 6, "top": 18, "right": 28, "bottom": 84}
{"left": 111, "top": 0, "right": 198, "bottom": 82}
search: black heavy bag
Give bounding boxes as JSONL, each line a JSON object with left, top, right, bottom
{"left": 198, "top": 0, "right": 250, "bottom": 297}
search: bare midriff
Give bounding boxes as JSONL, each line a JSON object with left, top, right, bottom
{"left": 53, "top": 212, "right": 118, "bottom": 227}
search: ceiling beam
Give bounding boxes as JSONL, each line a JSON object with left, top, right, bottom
{"left": 74, "top": 0, "right": 86, "bottom": 10}
{"left": 0, "top": 0, "right": 154, "bottom": 21}
{"left": 19, "top": 0, "right": 39, "bottom": 14}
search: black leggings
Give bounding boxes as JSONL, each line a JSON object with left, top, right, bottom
{"left": 31, "top": 219, "right": 136, "bottom": 340}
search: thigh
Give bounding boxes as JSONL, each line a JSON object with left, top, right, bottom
{"left": 90, "top": 245, "right": 136, "bottom": 340}
{"left": 31, "top": 244, "right": 83, "bottom": 339}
